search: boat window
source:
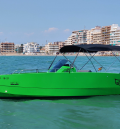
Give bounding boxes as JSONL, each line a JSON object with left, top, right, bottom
{"left": 49, "top": 59, "right": 68, "bottom": 72}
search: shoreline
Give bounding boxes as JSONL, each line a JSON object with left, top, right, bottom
{"left": 0, "top": 54, "right": 118, "bottom": 57}
{"left": 0, "top": 52, "right": 119, "bottom": 56}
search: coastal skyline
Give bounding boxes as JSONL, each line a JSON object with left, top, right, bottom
{"left": 0, "top": 0, "right": 120, "bottom": 45}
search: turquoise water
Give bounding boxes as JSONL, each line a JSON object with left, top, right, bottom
{"left": 0, "top": 56, "right": 120, "bottom": 129}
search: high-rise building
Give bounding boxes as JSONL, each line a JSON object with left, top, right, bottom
{"left": 87, "top": 29, "right": 94, "bottom": 44}
{"left": 92, "top": 26, "right": 101, "bottom": 44}
{"left": 101, "top": 26, "right": 111, "bottom": 44}
{"left": 72, "top": 30, "right": 88, "bottom": 44}
{"left": 64, "top": 30, "right": 88, "bottom": 45}
{"left": 64, "top": 34, "right": 74, "bottom": 45}
{"left": 65, "top": 24, "right": 120, "bottom": 46}
{"left": 110, "top": 24, "right": 120, "bottom": 45}
{"left": 87, "top": 26, "right": 101, "bottom": 44}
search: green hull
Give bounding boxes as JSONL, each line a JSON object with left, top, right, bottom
{"left": 0, "top": 72, "right": 120, "bottom": 97}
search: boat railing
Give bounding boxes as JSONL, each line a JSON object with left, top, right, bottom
{"left": 12, "top": 69, "right": 48, "bottom": 74}
{"left": 12, "top": 67, "right": 75, "bottom": 74}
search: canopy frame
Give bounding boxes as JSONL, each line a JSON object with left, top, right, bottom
{"left": 48, "top": 44, "right": 120, "bottom": 73}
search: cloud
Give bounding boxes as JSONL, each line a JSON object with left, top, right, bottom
{"left": 24, "top": 32, "right": 34, "bottom": 36}
{"left": 0, "top": 32, "right": 3, "bottom": 35}
{"left": 64, "top": 29, "right": 70, "bottom": 32}
{"left": 44, "top": 27, "right": 58, "bottom": 33}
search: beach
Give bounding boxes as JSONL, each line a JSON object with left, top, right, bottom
{"left": 0, "top": 51, "right": 120, "bottom": 57}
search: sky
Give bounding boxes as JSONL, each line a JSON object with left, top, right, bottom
{"left": 0, "top": 0, "right": 120, "bottom": 45}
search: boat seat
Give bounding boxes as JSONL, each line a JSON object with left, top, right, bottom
{"left": 77, "top": 70, "right": 92, "bottom": 72}
{"left": 63, "top": 64, "right": 69, "bottom": 66}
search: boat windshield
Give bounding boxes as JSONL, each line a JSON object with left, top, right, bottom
{"left": 49, "top": 59, "right": 68, "bottom": 72}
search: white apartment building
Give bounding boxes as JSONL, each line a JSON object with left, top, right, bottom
{"left": 110, "top": 24, "right": 120, "bottom": 45}
{"left": 72, "top": 30, "right": 88, "bottom": 45}
{"left": 64, "top": 24, "right": 120, "bottom": 46}
{"left": 23, "top": 42, "right": 40, "bottom": 53}
{"left": 87, "top": 26, "right": 101, "bottom": 44}
{"left": 87, "top": 29, "right": 94, "bottom": 44}
{"left": 64, "top": 30, "right": 88, "bottom": 45}
{"left": 64, "top": 34, "right": 74, "bottom": 45}
{"left": 45, "top": 43, "right": 59, "bottom": 54}
{"left": 92, "top": 26, "right": 101, "bottom": 44}
{"left": 87, "top": 24, "right": 120, "bottom": 45}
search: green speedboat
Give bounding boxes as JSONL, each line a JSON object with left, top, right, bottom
{"left": 1, "top": 44, "right": 120, "bottom": 98}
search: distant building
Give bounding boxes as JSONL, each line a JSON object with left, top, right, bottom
{"left": 45, "top": 42, "right": 59, "bottom": 54}
{"left": 15, "top": 44, "right": 23, "bottom": 53}
{"left": 64, "top": 30, "right": 88, "bottom": 45}
{"left": 92, "top": 26, "right": 101, "bottom": 44}
{"left": 54, "top": 41, "right": 65, "bottom": 50}
{"left": 101, "top": 25, "right": 111, "bottom": 44}
{"left": 87, "top": 24, "right": 120, "bottom": 45}
{"left": 54, "top": 42, "right": 59, "bottom": 45}
{"left": 58, "top": 42, "right": 65, "bottom": 50}
{"left": 65, "top": 24, "right": 120, "bottom": 46}
{"left": 87, "top": 26, "right": 101, "bottom": 44}
{"left": 72, "top": 30, "right": 88, "bottom": 45}
{"left": 23, "top": 42, "right": 40, "bottom": 53}
{"left": 87, "top": 29, "right": 94, "bottom": 44}
{"left": 0, "top": 42, "right": 15, "bottom": 54}
{"left": 64, "top": 34, "right": 74, "bottom": 45}
{"left": 40, "top": 47, "right": 45, "bottom": 53}
{"left": 110, "top": 24, "right": 120, "bottom": 45}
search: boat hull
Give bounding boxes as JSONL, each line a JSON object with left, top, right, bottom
{"left": 0, "top": 72, "right": 120, "bottom": 97}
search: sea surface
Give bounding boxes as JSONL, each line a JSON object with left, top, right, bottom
{"left": 0, "top": 56, "right": 120, "bottom": 129}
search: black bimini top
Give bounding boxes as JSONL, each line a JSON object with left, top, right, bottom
{"left": 60, "top": 44, "right": 120, "bottom": 53}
